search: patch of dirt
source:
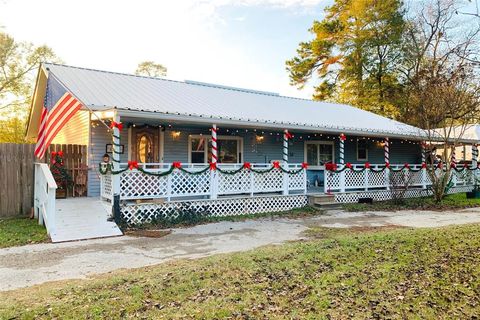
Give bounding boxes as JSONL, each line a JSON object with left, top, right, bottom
{"left": 123, "top": 229, "right": 172, "bottom": 238}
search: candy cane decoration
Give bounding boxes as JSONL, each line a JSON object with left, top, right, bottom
{"left": 450, "top": 148, "right": 457, "bottom": 166}
{"left": 421, "top": 141, "right": 426, "bottom": 164}
{"left": 211, "top": 124, "right": 218, "bottom": 164}
{"left": 384, "top": 137, "right": 390, "bottom": 165}
{"left": 283, "top": 130, "right": 291, "bottom": 163}
{"left": 339, "top": 134, "right": 346, "bottom": 165}
{"left": 472, "top": 144, "right": 478, "bottom": 168}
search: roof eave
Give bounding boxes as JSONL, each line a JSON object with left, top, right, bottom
{"left": 117, "top": 109, "right": 427, "bottom": 140}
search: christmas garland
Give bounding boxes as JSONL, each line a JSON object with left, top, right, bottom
{"left": 324, "top": 162, "right": 480, "bottom": 174}
{"left": 99, "top": 161, "right": 308, "bottom": 176}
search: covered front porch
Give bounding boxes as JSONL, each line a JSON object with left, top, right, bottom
{"left": 92, "top": 112, "right": 476, "bottom": 225}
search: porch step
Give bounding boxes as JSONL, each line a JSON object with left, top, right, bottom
{"left": 308, "top": 194, "right": 343, "bottom": 210}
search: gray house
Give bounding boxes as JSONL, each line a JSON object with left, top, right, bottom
{"left": 26, "top": 63, "right": 477, "bottom": 240}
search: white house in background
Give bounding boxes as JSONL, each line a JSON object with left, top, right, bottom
{"left": 25, "top": 63, "right": 479, "bottom": 241}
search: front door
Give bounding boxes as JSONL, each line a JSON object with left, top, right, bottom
{"left": 131, "top": 128, "right": 160, "bottom": 164}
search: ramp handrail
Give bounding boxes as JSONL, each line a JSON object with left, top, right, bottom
{"left": 34, "top": 163, "right": 57, "bottom": 236}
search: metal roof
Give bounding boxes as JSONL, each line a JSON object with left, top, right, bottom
{"left": 44, "top": 63, "right": 424, "bottom": 138}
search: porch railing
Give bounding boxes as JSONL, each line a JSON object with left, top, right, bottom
{"left": 100, "top": 163, "right": 307, "bottom": 201}
{"left": 34, "top": 163, "right": 57, "bottom": 236}
{"left": 324, "top": 163, "right": 476, "bottom": 193}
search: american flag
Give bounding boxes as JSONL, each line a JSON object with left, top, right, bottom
{"left": 34, "top": 74, "right": 83, "bottom": 158}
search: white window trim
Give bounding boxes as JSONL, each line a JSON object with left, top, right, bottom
{"left": 356, "top": 140, "right": 369, "bottom": 161}
{"left": 188, "top": 134, "right": 244, "bottom": 163}
{"left": 304, "top": 141, "right": 335, "bottom": 170}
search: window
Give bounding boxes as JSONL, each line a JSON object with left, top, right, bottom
{"left": 190, "top": 136, "right": 207, "bottom": 163}
{"left": 357, "top": 140, "right": 368, "bottom": 161}
{"left": 304, "top": 142, "right": 334, "bottom": 168}
{"left": 189, "top": 135, "right": 243, "bottom": 163}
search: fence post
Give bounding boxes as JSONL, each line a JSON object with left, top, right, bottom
{"left": 210, "top": 170, "right": 218, "bottom": 199}
{"left": 303, "top": 168, "right": 307, "bottom": 194}
{"left": 282, "top": 164, "right": 289, "bottom": 195}
{"left": 324, "top": 170, "right": 329, "bottom": 194}
{"left": 385, "top": 168, "right": 390, "bottom": 191}
{"left": 422, "top": 167, "right": 427, "bottom": 189}
{"left": 250, "top": 169, "right": 255, "bottom": 196}
{"left": 364, "top": 168, "right": 369, "bottom": 191}
{"left": 167, "top": 172, "right": 172, "bottom": 201}
{"left": 340, "top": 166, "right": 346, "bottom": 193}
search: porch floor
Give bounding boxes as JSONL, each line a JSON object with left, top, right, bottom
{"left": 51, "top": 198, "right": 123, "bottom": 243}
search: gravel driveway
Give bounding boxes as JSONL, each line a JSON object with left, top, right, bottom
{"left": 2, "top": 208, "right": 480, "bottom": 291}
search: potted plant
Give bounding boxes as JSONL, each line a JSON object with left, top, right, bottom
{"left": 466, "top": 177, "right": 480, "bottom": 199}
{"left": 50, "top": 151, "right": 72, "bottom": 198}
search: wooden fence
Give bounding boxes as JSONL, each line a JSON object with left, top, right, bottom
{"left": 0, "top": 143, "right": 87, "bottom": 217}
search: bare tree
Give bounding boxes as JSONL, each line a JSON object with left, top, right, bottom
{"left": 401, "top": 0, "right": 480, "bottom": 202}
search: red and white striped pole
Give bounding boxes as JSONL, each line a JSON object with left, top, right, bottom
{"left": 384, "top": 137, "right": 390, "bottom": 165}
{"left": 211, "top": 124, "right": 218, "bottom": 164}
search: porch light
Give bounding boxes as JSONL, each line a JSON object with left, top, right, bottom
{"left": 171, "top": 131, "right": 181, "bottom": 139}
{"left": 256, "top": 135, "right": 264, "bottom": 143}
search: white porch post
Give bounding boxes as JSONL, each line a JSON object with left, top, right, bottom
{"left": 472, "top": 144, "right": 478, "bottom": 168}
{"left": 282, "top": 130, "right": 290, "bottom": 195}
{"left": 384, "top": 137, "right": 390, "bottom": 190}
{"left": 339, "top": 134, "right": 346, "bottom": 193}
{"left": 421, "top": 142, "right": 427, "bottom": 189}
{"left": 210, "top": 124, "right": 218, "bottom": 199}
{"left": 111, "top": 111, "right": 121, "bottom": 198}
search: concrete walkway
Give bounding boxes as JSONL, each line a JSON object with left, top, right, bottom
{"left": 2, "top": 208, "right": 480, "bottom": 291}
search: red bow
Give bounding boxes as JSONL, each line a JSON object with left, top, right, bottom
{"left": 128, "top": 160, "right": 138, "bottom": 170}
{"left": 209, "top": 162, "right": 217, "bottom": 171}
{"left": 438, "top": 162, "right": 443, "bottom": 169}
{"left": 346, "top": 162, "right": 352, "bottom": 169}
{"left": 172, "top": 162, "right": 182, "bottom": 169}
{"left": 301, "top": 162, "right": 308, "bottom": 169}
{"left": 339, "top": 133, "right": 346, "bottom": 141}
{"left": 272, "top": 161, "right": 280, "bottom": 169}
{"left": 421, "top": 162, "right": 427, "bottom": 169}
{"left": 243, "top": 162, "right": 251, "bottom": 170}
{"left": 450, "top": 162, "right": 456, "bottom": 168}
{"left": 464, "top": 163, "right": 469, "bottom": 168}
{"left": 325, "top": 162, "right": 337, "bottom": 171}
{"left": 385, "top": 162, "right": 390, "bottom": 168}
{"left": 284, "top": 131, "right": 293, "bottom": 140}
{"left": 110, "top": 121, "right": 123, "bottom": 131}
{"left": 404, "top": 163, "right": 410, "bottom": 169}
{"left": 57, "top": 150, "right": 64, "bottom": 157}
{"left": 364, "top": 162, "right": 371, "bottom": 169}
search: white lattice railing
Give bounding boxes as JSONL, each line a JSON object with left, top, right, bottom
{"left": 102, "top": 163, "right": 307, "bottom": 201}
{"left": 324, "top": 163, "right": 477, "bottom": 193}
{"left": 34, "top": 163, "right": 57, "bottom": 236}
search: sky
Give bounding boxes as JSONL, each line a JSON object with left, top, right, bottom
{"left": 0, "top": 0, "right": 333, "bottom": 99}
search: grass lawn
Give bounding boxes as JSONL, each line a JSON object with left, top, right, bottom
{"left": 344, "top": 192, "right": 480, "bottom": 212}
{"left": 0, "top": 217, "right": 48, "bottom": 248}
{"left": 1, "top": 224, "right": 480, "bottom": 319}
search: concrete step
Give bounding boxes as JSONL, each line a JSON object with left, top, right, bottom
{"left": 308, "top": 194, "right": 335, "bottom": 205}
{"left": 308, "top": 194, "right": 342, "bottom": 210}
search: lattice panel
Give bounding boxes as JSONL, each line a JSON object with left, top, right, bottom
{"left": 289, "top": 170, "right": 306, "bottom": 190}
{"left": 100, "top": 174, "right": 113, "bottom": 200}
{"left": 217, "top": 170, "right": 251, "bottom": 195}
{"left": 334, "top": 186, "right": 473, "bottom": 203}
{"left": 409, "top": 170, "right": 424, "bottom": 186}
{"left": 344, "top": 171, "right": 365, "bottom": 190}
{"left": 170, "top": 170, "right": 211, "bottom": 196}
{"left": 253, "top": 170, "right": 283, "bottom": 192}
{"left": 367, "top": 170, "right": 386, "bottom": 188}
{"left": 120, "top": 171, "right": 168, "bottom": 199}
{"left": 120, "top": 195, "right": 308, "bottom": 225}
{"left": 324, "top": 171, "right": 340, "bottom": 190}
